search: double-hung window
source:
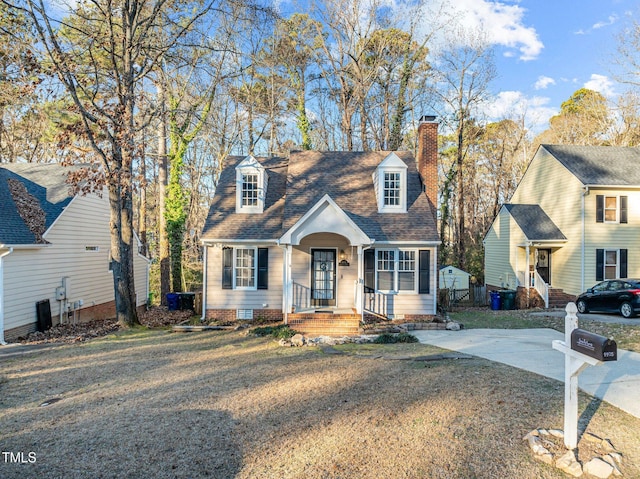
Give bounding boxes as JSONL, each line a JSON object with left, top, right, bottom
{"left": 376, "top": 249, "right": 417, "bottom": 292}
{"left": 383, "top": 172, "right": 401, "bottom": 206}
{"left": 596, "top": 248, "right": 628, "bottom": 281}
{"left": 241, "top": 174, "right": 258, "bottom": 207}
{"left": 222, "top": 247, "right": 269, "bottom": 290}
{"left": 596, "top": 195, "right": 628, "bottom": 223}
{"left": 235, "top": 248, "right": 256, "bottom": 288}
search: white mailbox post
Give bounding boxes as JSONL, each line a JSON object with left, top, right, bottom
{"left": 551, "top": 302, "right": 617, "bottom": 450}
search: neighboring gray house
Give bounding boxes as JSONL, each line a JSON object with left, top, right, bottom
{"left": 201, "top": 118, "right": 441, "bottom": 334}
{"left": 0, "top": 163, "right": 150, "bottom": 342}
{"left": 484, "top": 145, "right": 640, "bottom": 308}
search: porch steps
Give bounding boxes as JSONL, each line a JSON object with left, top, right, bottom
{"left": 287, "top": 312, "right": 361, "bottom": 336}
{"left": 547, "top": 288, "right": 577, "bottom": 309}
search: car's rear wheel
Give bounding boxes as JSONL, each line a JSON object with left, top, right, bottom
{"left": 577, "top": 299, "right": 589, "bottom": 314}
{"left": 620, "top": 302, "right": 635, "bottom": 318}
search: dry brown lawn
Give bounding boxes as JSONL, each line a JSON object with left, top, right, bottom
{"left": 1, "top": 328, "right": 638, "bottom": 479}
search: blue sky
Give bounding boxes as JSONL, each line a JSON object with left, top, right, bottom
{"left": 276, "top": 0, "right": 636, "bottom": 134}
{"left": 445, "top": 0, "right": 636, "bottom": 132}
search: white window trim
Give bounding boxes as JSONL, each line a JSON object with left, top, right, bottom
{"left": 375, "top": 248, "right": 417, "bottom": 294}
{"left": 377, "top": 168, "right": 407, "bottom": 213}
{"left": 233, "top": 247, "right": 257, "bottom": 290}
{"left": 604, "top": 196, "right": 619, "bottom": 223}
{"left": 235, "top": 159, "right": 267, "bottom": 214}
{"left": 604, "top": 249, "right": 619, "bottom": 280}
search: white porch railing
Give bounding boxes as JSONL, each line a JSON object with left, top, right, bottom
{"left": 363, "top": 290, "right": 391, "bottom": 320}
{"left": 533, "top": 270, "right": 549, "bottom": 309}
{"left": 292, "top": 282, "right": 311, "bottom": 311}
{"left": 516, "top": 270, "right": 549, "bottom": 309}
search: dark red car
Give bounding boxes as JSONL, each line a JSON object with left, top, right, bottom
{"left": 576, "top": 279, "right": 640, "bottom": 318}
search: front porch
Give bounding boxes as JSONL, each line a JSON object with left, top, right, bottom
{"left": 515, "top": 243, "right": 565, "bottom": 309}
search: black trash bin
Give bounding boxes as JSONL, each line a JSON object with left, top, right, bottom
{"left": 36, "top": 299, "right": 52, "bottom": 332}
{"left": 178, "top": 292, "right": 195, "bottom": 311}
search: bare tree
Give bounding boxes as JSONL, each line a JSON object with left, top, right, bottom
{"left": 430, "top": 27, "right": 496, "bottom": 271}
{"left": 12, "top": 0, "right": 214, "bottom": 326}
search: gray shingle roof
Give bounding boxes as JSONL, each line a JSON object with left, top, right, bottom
{"left": 0, "top": 163, "right": 75, "bottom": 245}
{"left": 202, "top": 150, "right": 439, "bottom": 243}
{"left": 543, "top": 144, "right": 640, "bottom": 185}
{"left": 504, "top": 204, "right": 566, "bottom": 241}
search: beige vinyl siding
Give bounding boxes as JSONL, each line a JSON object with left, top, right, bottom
{"left": 3, "top": 193, "right": 148, "bottom": 331}
{"left": 371, "top": 243, "right": 436, "bottom": 317}
{"left": 584, "top": 189, "right": 640, "bottom": 288}
{"left": 484, "top": 207, "right": 526, "bottom": 289}
{"left": 205, "top": 244, "right": 283, "bottom": 310}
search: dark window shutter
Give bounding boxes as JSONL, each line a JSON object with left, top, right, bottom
{"left": 620, "top": 196, "right": 628, "bottom": 224}
{"left": 364, "top": 249, "right": 375, "bottom": 292}
{"left": 419, "top": 250, "right": 431, "bottom": 294}
{"left": 257, "top": 247, "right": 269, "bottom": 289}
{"left": 596, "top": 249, "right": 604, "bottom": 282}
{"left": 222, "top": 247, "right": 233, "bottom": 289}
{"left": 620, "top": 249, "right": 628, "bottom": 278}
{"left": 596, "top": 195, "right": 604, "bottom": 223}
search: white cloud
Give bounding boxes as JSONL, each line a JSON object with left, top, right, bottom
{"left": 574, "top": 13, "right": 619, "bottom": 35}
{"left": 439, "top": 0, "right": 544, "bottom": 61}
{"left": 485, "top": 91, "right": 557, "bottom": 134}
{"left": 593, "top": 14, "right": 618, "bottom": 30}
{"left": 534, "top": 76, "right": 555, "bottom": 90}
{"left": 584, "top": 74, "right": 616, "bottom": 98}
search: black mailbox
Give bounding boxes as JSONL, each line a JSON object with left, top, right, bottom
{"left": 570, "top": 329, "right": 617, "bottom": 362}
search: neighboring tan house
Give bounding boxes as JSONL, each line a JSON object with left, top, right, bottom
{"left": 201, "top": 118, "right": 440, "bottom": 334}
{"left": 484, "top": 145, "right": 640, "bottom": 308}
{"left": 0, "top": 163, "right": 150, "bottom": 342}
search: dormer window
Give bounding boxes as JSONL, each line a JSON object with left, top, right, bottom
{"left": 241, "top": 174, "right": 259, "bottom": 207}
{"left": 374, "top": 153, "right": 407, "bottom": 213}
{"left": 384, "top": 172, "right": 401, "bottom": 206}
{"left": 236, "top": 155, "right": 267, "bottom": 213}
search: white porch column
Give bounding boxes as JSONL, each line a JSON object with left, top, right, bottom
{"left": 286, "top": 244, "right": 293, "bottom": 320}
{"left": 355, "top": 245, "right": 363, "bottom": 315}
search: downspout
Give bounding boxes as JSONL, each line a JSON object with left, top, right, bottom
{"left": 0, "top": 247, "right": 14, "bottom": 345}
{"left": 525, "top": 243, "right": 531, "bottom": 308}
{"left": 200, "top": 244, "right": 208, "bottom": 321}
{"left": 433, "top": 244, "right": 438, "bottom": 316}
{"left": 582, "top": 186, "right": 589, "bottom": 293}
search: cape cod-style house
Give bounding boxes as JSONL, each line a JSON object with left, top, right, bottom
{"left": 200, "top": 118, "right": 440, "bottom": 334}
{"left": 484, "top": 144, "right": 640, "bottom": 308}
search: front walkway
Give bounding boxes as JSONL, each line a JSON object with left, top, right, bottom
{"left": 411, "top": 328, "right": 640, "bottom": 419}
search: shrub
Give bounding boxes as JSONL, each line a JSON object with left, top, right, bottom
{"left": 252, "top": 324, "right": 298, "bottom": 340}
{"left": 374, "top": 332, "right": 419, "bottom": 344}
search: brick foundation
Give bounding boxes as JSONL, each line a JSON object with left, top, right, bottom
{"left": 205, "top": 309, "right": 284, "bottom": 322}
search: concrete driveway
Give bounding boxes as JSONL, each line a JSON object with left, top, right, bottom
{"left": 412, "top": 328, "right": 640, "bottom": 419}
{"left": 530, "top": 310, "right": 640, "bottom": 326}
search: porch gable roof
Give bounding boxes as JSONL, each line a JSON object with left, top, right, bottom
{"left": 504, "top": 204, "right": 567, "bottom": 242}
{"left": 279, "top": 194, "right": 371, "bottom": 246}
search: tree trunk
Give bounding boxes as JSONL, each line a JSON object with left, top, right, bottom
{"left": 108, "top": 170, "right": 139, "bottom": 327}
{"left": 157, "top": 82, "right": 170, "bottom": 301}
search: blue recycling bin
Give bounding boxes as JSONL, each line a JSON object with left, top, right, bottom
{"left": 490, "top": 291, "right": 501, "bottom": 310}
{"left": 167, "top": 293, "right": 179, "bottom": 311}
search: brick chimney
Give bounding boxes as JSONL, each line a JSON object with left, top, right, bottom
{"left": 416, "top": 115, "right": 438, "bottom": 218}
